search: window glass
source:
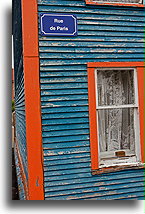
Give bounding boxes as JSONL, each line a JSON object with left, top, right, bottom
{"left": 97, "top": 69, "right": 135, "bottom": 106}
{"left": 98, "top": 108, "right": 135, "bottom": 153}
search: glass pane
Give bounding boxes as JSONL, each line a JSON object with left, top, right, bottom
{"left": 97, "top": 69, "right": 135, "bottom": 106}
{"left": 98, "top": 108, "right": 135, "bottom": 153}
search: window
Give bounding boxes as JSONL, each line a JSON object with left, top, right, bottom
{"left": 85, "top": 0, "right": 144, "bottom": 7}
{"left": 87, "top": 62, "right": 144, "bottom": 174}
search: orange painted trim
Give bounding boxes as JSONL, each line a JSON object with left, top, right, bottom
{"left": 85, "top": 0, "right": 144, "bottom": 7}
{"left": 21, "top": 0, "right": 44, "bottom": 200}
{"left": 15, "top": 139, "right": 29, "bottom": 200}
{"left": 88, "top": 67, "right": 99, "bottom": 170}
{"left": 87, "top": 62, "right": 145, "bottom": 169}
{"left": 21, "top": 0, "right": 39, "bottom": 57}
{"left": 88, "top": 61, "right": 144, "bottom": 68}
{"left": 137, "top": 67, "right": 144, "bottom": 163}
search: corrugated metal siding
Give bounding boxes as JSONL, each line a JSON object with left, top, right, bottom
{"left": 37, "top": 0, "right": 145, "bottom": 200}
{"left": 13, "top": 0, "right": 28, "bottom": 183}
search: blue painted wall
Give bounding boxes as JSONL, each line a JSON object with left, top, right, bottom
{"left": 13, "top": 0, "right": 28, "bottom": 199}
{"left": 38, "top": 0, "right": 145, "bottom": 199}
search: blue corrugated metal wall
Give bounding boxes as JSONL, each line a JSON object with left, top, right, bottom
{"left": 13, "top": 0, "right": 28, "bottom": 186}
{"left": 38, "top": 0, "right": 145, "bottom": 200}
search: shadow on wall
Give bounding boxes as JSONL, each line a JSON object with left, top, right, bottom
{"left": 12, "top": 149, "right": 19, "bottom": 200}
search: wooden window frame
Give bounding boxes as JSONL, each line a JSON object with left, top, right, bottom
{"left": 87, "top": 62, "right": 144, "bottom": 174}
{"left": 85, "top": 0, "right": 144, "bottom": 8}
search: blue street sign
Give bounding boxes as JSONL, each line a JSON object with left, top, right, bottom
{"left": 40, "top": 14, "right": 78, "bottom": 36}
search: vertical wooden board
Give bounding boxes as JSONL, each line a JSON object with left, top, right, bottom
{"left": 23, "top": 57, "right": 44, "bottom": 200}
{"left": 137, "top": 67, "right": 144, "bottom": 163}
{"left": 87, "top": 67, "right": 99, "bottom": 170}
{"left": 21, "top": 0, "right": 44, "bottom": 200}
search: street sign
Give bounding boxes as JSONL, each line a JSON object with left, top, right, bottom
{"left": 40, "top": 14, "right": 78, "bottom": 36}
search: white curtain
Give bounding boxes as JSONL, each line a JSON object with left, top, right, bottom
{"left": 97, "top": 69, "right": 135, "bottom": 153}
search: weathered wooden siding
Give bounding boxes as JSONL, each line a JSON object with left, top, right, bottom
{"left": 13, "top": 0, "right": 28, "bottom": 191}
{"left": 14, "top": 148, "right": 26, "bottom": 200}
{"left": 38, "top": 0, "right": 145, "bottom": 199}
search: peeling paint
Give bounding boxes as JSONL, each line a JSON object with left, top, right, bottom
{"left": 36, "top": 177, "right": 40, "bottom": 187}
{"left": 42, "top": 103, "right": 60, "bottom": 107}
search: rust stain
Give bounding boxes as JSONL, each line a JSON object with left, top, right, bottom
{"left": 99, "top": 187, "right": 107, "bottom": 190}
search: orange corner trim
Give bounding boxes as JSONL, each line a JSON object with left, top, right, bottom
{"left": 88, "top": 67, "right": 99, "bottom": 170}
{"left": 137, "top": 67, "right": 144, "bottom": 163}
{"left": 21, "top": 0, "right": 44, "bottom": 200}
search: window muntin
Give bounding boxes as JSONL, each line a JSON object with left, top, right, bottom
{"left": 95, "top": 68, "right": 140, "bottom": 167}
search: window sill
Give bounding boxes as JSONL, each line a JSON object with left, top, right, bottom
{"left": 92, "top": 164, "right": 144, "bottom": 175}
{"left": 85, "top": 0, "right": 144, "bottom": 8}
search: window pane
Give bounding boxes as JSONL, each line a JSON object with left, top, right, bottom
{"left": 97, "top": 69, "right": 135, "bottom": 106}
{"left": 98, "top": 108, "right": 135, "bottom": 153}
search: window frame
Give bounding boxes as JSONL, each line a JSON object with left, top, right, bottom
{"left": 95, "top": 68, "right": 140, "bottom": 165}
{"left": 87, "top": 62, "right": 144, "bottom": 173}
{"left": 85, "top": 0, "right": 144, "bottom": 8}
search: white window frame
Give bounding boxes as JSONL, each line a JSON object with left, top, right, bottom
{"left": 95, "top": 67, "right": 141, "bottom": 168}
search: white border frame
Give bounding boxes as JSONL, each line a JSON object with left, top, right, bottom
{"left": 95, "top": 67, "right": 141, "bottom": 168}
{"left": 40, "top": 14, "right": 77, "bottom": 36}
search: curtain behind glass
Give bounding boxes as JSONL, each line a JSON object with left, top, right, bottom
{"left": 97, "top": 70, "right": 135, "bottom": 153}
